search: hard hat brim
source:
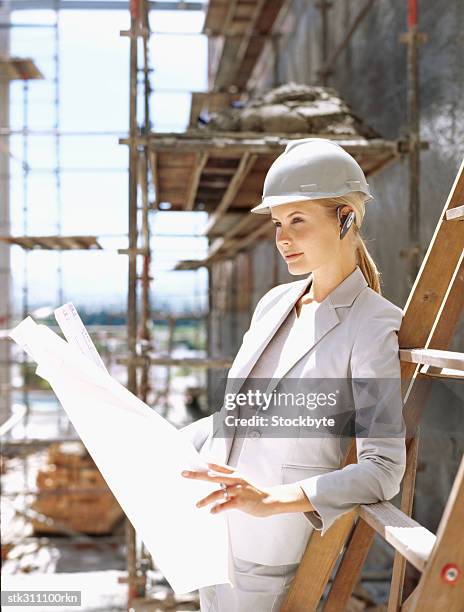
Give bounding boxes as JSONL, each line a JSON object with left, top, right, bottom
{"left": 250, "top": 195, "right": 315, "bottom": 214}
{"left": 250, "top": 192, "right": 374, "bottom": 214}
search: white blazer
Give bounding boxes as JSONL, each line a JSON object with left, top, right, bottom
{"left": 180, "top": 266, "right": 407, "bottom": 565}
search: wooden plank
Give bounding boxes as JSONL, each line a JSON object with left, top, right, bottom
{"left": 208, "top": 0, "right": 286, "bottom": 90}
{"left": 196, "top": 189, "right": 224, "bottom": 199}
{"left": 32, "top": 236, "right": 53, "bottom": 249}
{"left": 207, "top": 210, "right": 252, "bottom": 241}
{"left": 185, "top": 152, "right": 208, "bottom": 211}
{"left": 0, "top": 56, "right": 43, "bottom": 80}
{"left": 0, "top": 236, "right": 101, "bottom": 250}
{"left": 203, "top": 0, "right": 231, "bottom": 34}
{"left": 204, "top": 153, "right": 257, "bottom": 235}
{"left": 174, "top": 260, "right": 205, "bottom": 270}
{"left": 60, "top": 236, "right": 80, "bottom": 249}
{"left": 189, "top": 217, "right": 270, "bottom": 268}
{"left": 203, "top": 0, "right": 224, "bottom": 34}
{"left": 399, "top": 158, "right": 464, "bottom": 383}
{"left": 324, "top": 519, "right": 376, "bottom": 611}
{"left": 400, "top": 348, "right": 464, "bottom": 370}
{"left": 359, "top": 502, "right": 435, "bottom": 572}
{"left": 420, "top": 366, "right": 464, "bottom": 380}
{"left": 224, "top": 0, "right": 247, "bottom": 36}
{"left": 200, "top": 179, "right": 231, "bottom": 189}
{"left": 401, "top": 586, "right": 419, "bottom": 612}
{"left": 405, "top": 456, "right": 464, "bottom": 611}
{"left": 18, "top": 236, "right": 36, "bottom": 249}
{"left": 142, "top": 131, "right": 395, "bottom": 147}
{"left": 220, "top": 219, "right": 271, "bottom": 255}
{"left": 231, "top": 0, "right": 268, "bottom": 70}
{"left": 445, "top": 203, "right": 464, "bottom": 220}
{"left": 236, "top": 0, "right": 286, "bottom": 90}
{"left": 388, "top": 432, "right": 420, "bottom": 612}
{"left": 149, "top": 150, "right": 159, "bottom": 208}
{"left": 202, "top": 166, "right": 238, "bottom": 176}
{"left": 281, "top": 511, "right": 357, "bottom": 611}
{"left": 156, "top": 152, "right": 196, "bottom": 169}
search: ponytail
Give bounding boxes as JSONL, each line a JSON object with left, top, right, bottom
{"left": 355, "top": 234, "right": 381, "bottom": 295}
{"left": 319, "top": 192, "right": 382, "bottom": 295}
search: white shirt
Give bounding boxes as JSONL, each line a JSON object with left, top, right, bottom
{"left": 228, "top": 298, "right": 320, "bottom": 467}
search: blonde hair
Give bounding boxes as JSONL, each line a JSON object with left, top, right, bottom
{"left": 317, "top": 192, "right": 382, "bottom": 295}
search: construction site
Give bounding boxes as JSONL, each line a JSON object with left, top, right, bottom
{"left": 0, "top": 0, "right": 463, "bottom": 611}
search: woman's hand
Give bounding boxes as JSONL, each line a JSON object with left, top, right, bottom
{"left": 181, "top": 461, "right": 277, "bottom": 517}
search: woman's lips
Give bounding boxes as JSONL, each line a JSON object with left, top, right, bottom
{"left": 285, "top": 252, "right": 303, "bottom": 261}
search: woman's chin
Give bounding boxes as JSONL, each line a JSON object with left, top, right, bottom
{"left": 287, "top": 262, "right": 310, "bottom": 275}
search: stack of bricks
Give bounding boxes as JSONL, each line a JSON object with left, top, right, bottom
{"left": 31, "top": 441, "right": 124, "bottom": 535}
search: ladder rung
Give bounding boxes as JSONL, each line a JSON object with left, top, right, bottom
{"left": 400, "top": 348, "right": 464, "bottom": 370}
{"left": 419, "top": 365, "right": 464, "bottom": 380}
{"left": 445, "top": 204, "right": 464, "bottom": 220}
{"left": 359, "top": 501, "right": 436, "bottom": 572}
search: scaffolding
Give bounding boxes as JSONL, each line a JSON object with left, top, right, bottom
{"left": 1, "top": 2, "right": 207, "bottom": 609}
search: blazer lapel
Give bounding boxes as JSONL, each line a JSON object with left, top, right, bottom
{"left": 211, "top": 275, "right": 313, "bottom": 453}
{"left": 263, "top": 301, "right": 339, "bottom": 396}
{"left": 211, "top": 266, "right": 368, "bottom": 461}
{"left": 263, "top": 265, "right": 368, "bottom": 396}
{"left": 226, "top": 274, "right": 313, "bottom": 395}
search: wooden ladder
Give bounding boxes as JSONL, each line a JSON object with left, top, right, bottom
{"left": 281, "top": 158, "right": 464, "bottom": 612}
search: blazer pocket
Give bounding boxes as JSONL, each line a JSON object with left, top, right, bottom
{"left": 281, "top": 463, "right": 337, "bottom": 485}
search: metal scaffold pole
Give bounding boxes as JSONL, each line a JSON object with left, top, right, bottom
{"left": 316, "top": 0, "right": 332, "bottom": 86}
{"left": 21, "top": 78, "right": 30, "bottom": 430}
{"left": 138, "top": 0, "right": 152, "bottom": 405}
{"left": 53, "top": 3, "right": 64, "bottom": 307}
{"left": 136, "top": 2, "right": 154, "bottom": 590}
{"left": 122, "top": 0, "right": 153, "bottom": 606}
{"left": 125, "top": 0, "right": 141, "bottom": 605}
{"left": 399, "top": 0, "right": 427, "bottom": 288}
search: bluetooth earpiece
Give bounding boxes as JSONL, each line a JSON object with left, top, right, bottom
{"left": 337, "top": 207, "right": 355, "bottom": 240}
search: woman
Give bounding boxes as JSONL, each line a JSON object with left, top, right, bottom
{"left": 180, "top": 138, "right": 406, "bottom": 611}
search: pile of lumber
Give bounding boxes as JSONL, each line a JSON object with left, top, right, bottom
{"left": 31, "top": 441, "right": 124, "bottom": 535}
{"left": 199, "top": 82, "right": 380, "bottom": 138}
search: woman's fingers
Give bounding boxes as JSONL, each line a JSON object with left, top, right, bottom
{"left": 181, "top": 470, "right": 241, "bottom": 486}
{"left": 210, "top": 497, "right": 239, "bottom": 514}
{"left": 196, "top": 484, "right": 239, "bottom": 508}
{"left": 206, "top": 461, "right": 236, "bottom": 473}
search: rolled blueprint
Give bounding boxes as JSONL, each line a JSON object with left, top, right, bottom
{"left": 9, "top": 316, "right": 234, "bottom": 594}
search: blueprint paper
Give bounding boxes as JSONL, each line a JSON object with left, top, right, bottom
{"left": 54, "top": 302, "right": 108, "bottom": 373}
{"left": 9, "top": 317, "right": 234, "bottom": 595}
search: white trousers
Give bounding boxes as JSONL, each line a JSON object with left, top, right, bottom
{"left": 198, "top": 556, "right": 299, "bottom": 612}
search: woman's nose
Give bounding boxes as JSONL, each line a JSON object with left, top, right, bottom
{"left": 277, "top": 229, "right": 291, "bottom": 245}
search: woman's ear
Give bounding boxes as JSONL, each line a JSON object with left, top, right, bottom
{"left": 337, "top": 206, "right": 354, "bottom": 226}
{"left": 340, "top": 206, "right": 353, "bottom": 220}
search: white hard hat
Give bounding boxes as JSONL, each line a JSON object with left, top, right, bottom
{"left": 250, "top": 138, "right": 374, "bottom": 214}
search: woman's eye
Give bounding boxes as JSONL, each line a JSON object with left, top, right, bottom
{"left": 273, "top": 218, "right": 302, "bottom": 227}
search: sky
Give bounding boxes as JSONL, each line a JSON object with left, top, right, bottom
{"left": 8, "top": 6, "right": 209, "bottom": 314}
